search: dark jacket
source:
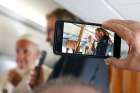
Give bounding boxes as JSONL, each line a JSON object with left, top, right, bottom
{"left": 95, "top": 36, "right": 109, "bottom": 56}
{"left": 48, "top": 55, "right": 86, "bottom": 80}
{"left": 47, "top": 56, "right": 109, "bottom": 93}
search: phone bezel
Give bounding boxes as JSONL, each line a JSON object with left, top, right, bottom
{"left": 53, "top": 20, "right": 121, "bottom": 58}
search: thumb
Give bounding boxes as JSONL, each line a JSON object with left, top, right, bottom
{"left": 104, "top": 57, "right": 127, "bottom": 69}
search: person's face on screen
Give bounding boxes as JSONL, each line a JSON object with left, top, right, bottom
{"left": 95, "top": 31, "right": 101, "bottom": 41}
{"left": 46, "top": 16, "right": 57, "bottom": 46}
{"left": 16, "top": 40, "right": 39, "bottom": 69}
{"left": 100, "top": 31, "right": 105, "bottom": 37}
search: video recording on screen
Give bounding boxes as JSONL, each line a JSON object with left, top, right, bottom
{"left": 62, "top": 22, "right": 114, "bottom": 56}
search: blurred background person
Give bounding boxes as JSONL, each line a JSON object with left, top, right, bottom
{"left": 2, "top": 34, "right": 52, "bottom": 93}
{"left": 46, "top": 8, "right": 109, "bottom": 93}
{"left": 46, "top": 8, "right": 86, "bottom": 80}
{"left": 34, "top": 77, "right": 102, "bottom": 93}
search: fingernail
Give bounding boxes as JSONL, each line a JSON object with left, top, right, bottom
{"left": 104, "top": 59, "right": 110, "bottom": 65}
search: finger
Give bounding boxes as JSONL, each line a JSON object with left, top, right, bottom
{"left": 103, "top": 19, "right": 139, "bottom": 30}
{"left": 102, "top": 19, "right": 133, "bottom": 43}
{"left": 123, "top": 20, "right": 140, "bottom": 31}
{"left": 104, "top": 57, "right": 128, "bottom": 69}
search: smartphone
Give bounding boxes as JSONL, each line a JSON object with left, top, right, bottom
{"left": 37, "top": 51, "right": 47, "bottom": 67}
{"left": 35, "top": 51, "right": 46, "bottom": 79}
{"left": 53, "top": 20, "right": 121, "bottom": 58}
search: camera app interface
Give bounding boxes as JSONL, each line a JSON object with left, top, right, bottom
{"left": 62, "top": 22, "right": 114, "bottom": 56}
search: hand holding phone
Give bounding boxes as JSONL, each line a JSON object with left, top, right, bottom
{"left": 103, "top": 19, "right": 140, "bottom": 71}
{"left": 29, "top": 51, "right": 46, "bottom": 89}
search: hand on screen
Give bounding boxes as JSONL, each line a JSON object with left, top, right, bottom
{"left": 103, "top": 19, "right": 140, "bottom": 71}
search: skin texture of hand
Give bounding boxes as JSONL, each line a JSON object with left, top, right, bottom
{"left": 103, "top": 19, "right": 140, "bottom": 71}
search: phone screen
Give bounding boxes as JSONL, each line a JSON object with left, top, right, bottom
{"left": 61, "top": 22, "right": 115, "bottom": 57}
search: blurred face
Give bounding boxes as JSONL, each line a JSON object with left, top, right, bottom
{"left": 46, "top": 16, "right": 57, "bottom": 46}
{"left": 16, "top": 40, "right": 39, "bottom": 70}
